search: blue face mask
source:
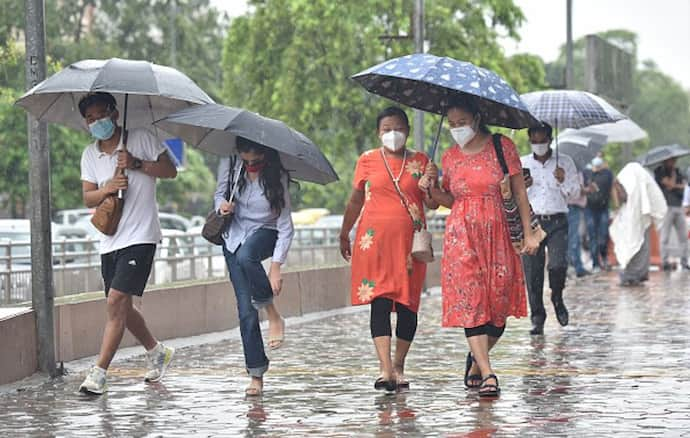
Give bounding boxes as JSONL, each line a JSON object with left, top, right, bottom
{"left": 88, "top": 116, "right": 116, "bottom": 140}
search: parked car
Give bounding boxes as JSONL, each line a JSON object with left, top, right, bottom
{"left": 53, "top": 208, "right": 94, "bottom": 225}
{"left": 73, "top": 211, "right": 192, "bottom": 239}
{"left": 291, "top": 208, "right": 330, "bottom": 226}
{"left": 159, "top": 212, "right": 192, "bottom": 232}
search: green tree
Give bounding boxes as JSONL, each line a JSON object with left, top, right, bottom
{"left": 222, "top": 0, "right": 539, "bottom": 212}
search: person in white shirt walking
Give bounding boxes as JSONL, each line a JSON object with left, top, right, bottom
{"left": 521, "top": 123, "right": 579, "bottom": 335}
{"left": 78, "top": 92, "right": 178, "bottom": 395}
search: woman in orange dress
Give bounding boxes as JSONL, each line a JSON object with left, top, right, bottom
{"left": 339, "top": 106, "right": 438, "bottom": 391}
{"left": 421, "top": 98, "right": 539, "bottom": 397}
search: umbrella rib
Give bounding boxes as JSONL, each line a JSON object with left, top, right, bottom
{"left": 36, "top": 93, "right": 67, "bottom": 123}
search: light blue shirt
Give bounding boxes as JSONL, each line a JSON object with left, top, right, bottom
{"left": 214, "top": 157, "right": 294, "bottom": 264}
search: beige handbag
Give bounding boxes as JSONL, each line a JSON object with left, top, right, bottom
{"left": 380, "top": 149, "right": 434, "bottom": 263}
{"left": 91, "top": 130, "right": 127, "bottom": 236}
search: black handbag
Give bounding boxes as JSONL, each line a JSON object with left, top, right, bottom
{"left": 202, "top": 156, "right": 239, "bottom": 245}
{"left": 491, "top": 134, "right": 545, "bottom": 251}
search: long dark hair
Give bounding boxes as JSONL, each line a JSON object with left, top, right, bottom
{"left": 235, "top": 136, "right": 291, "bottom": 215}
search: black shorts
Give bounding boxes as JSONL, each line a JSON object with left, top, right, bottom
{"left": 101, "top": 244, "right": 156, "bottom": 296}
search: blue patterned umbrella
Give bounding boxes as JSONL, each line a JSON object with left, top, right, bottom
{"left": 351, "top": 53, "right": 539, "bottom": 129}
{"left": 520, "top": 90, "right": 626, "bottom": 129}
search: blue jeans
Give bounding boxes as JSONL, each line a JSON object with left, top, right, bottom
{"left": 223, "top": 228, "right": 278, "bottom": 377}
{"left": 567, "top": 205, "right": 585, "bottom": 274}
{"left": 584, "top": 208, "right": 609, "bottom": 268}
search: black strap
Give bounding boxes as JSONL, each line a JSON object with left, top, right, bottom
{"left": 491, "top": 133, "right": 509, "bottom": 175}
{"left": 224, "top": 155, "right": 238, "bottom": 201}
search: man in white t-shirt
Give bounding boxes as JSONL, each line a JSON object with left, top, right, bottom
{"left": 77, "top": 92, "right": 178, "bottom": 395}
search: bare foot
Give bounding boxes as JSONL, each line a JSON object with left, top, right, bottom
{"left": 268, "top": 317, "right": 285, "bottom": 350}
{"left": 245, "top": 377, "right": 263, "bottom": 397}
{"left": 393, "top": 363, "right": 409, "bottom": 388}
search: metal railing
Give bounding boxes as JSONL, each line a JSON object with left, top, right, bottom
{"left": 0, "top": 221, "right": 448, "bottom": 305}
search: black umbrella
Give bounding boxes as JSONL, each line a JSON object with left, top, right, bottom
{"left": 637, "top": 144, "right": 690, "bottom": 167}
{"left": 154, "top": 104, "right": 338, "bottom": 185}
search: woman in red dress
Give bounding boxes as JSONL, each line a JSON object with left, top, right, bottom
{"left": 421, "top": 98, "right": 540, "bottom": 397}
{"left": 340, "top": 107, "right": 438, "bottom": 391}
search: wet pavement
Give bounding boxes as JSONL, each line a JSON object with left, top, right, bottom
{"left": 1, "top": 270, "right": 690, "bottom": 437}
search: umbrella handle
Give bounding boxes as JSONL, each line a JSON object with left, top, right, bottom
{"left": 429, "top": 115, "right": 445, "bottom": 162}
{"left": 118, "top": 94, "right": 129, "bottom": 200}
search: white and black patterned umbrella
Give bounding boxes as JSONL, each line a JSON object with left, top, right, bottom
{"left": 16, "top": 58, "right": 213, "bottom": 139}
{"left": 154, "top": 104, "right": 338, "bottom": 185}
{"left": 520, "top": 90, "right": 626, "bottom": 129}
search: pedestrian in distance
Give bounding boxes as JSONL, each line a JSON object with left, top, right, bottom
{"left": 583, "top": 156, "right": 617, "bottom": 272}
{"left": 654, "top": 157, "right": 690, "bottom": 271}
{"left": 421, "top": 97, "right": 539, "bottom": 398}
{"left": 339, "top": 106, "right": 438, "bottom": 392}
{"left": 214, "top": 136, "right": 295, "bottom": 397}
{"left": 78, "top": 92, "right": 178, "bottom": 395}
{"left": 610, "top": 162, "right": 666, "bottom": 286}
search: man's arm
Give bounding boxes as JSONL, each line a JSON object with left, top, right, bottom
{"left": 118, "top": 149, "right": 177, "bottom": 179}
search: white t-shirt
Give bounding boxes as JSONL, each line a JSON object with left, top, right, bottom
{"left": 80, "top": 128, "right": 167, "bottom": 254}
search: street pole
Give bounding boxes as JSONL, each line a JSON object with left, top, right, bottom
{"left": 25, "top": 0, "right": 57, "bottom": 377}
{"left": 170, "top": 0, "right": 177, "bottom": 67}
{"left": 565, "top": 0, "right": 574, "bottom": 88}
{"left": 413, "top": 0, "right": 424, "bottom": 153}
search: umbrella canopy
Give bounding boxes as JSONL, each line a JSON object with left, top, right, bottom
{"left": 154, "top": 104, "right": 338, "bottom": 185}
{"left": 351, "top": 53, "right": 539, "bottom": 129}
{"left": 554, "top": 132, "right": 608, "bottom": 171}
{"left": 520, "top": 90, "right": 626, "bottom": 129}
{"left": 561, "top": 119, "right": 647, "bottom": 143}
{"left": 15, "top": 58, "right": 214, "bottom": 139}
{"left": 636, "top": 144, "right": 690, "bottom": 167}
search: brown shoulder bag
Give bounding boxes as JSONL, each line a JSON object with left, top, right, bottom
{"left": 91, "top": 130, "right": 127, "bottom": 236}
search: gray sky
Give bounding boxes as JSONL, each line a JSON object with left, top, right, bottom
{"left": 504, "top": 0, "right": 690, "bottom": 89}
{"left": 216, "top": 0, "right": 690, "bottom": 89}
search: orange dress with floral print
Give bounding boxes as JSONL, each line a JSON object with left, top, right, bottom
{"left": 441, "top": 135, "right": 527, "bottom": 328}
{"left": 350, "top": 148, "right": 429, "bottom": 313}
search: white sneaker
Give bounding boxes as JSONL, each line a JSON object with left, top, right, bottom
{"left": 79, "top": 366, "right": 107, "bottom": 395}
{"left": 144, "top": 343, "right": 175, "bottom": 383}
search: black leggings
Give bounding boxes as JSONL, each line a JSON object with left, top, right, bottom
{"left": 464, "top": 323, "right": 506, "bottom": 339}
{"left": 370, "top": 298, "right": 418, "bottom": 342}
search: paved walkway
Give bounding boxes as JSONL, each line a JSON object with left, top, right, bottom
{"left": 1, "top": 270, "right": 690, "bottom": 437}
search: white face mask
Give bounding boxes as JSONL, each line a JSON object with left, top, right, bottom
{"left": 531, "top": 142, "right": 550, "bottom": 156}
{"left": 450, "top": 126, "right": 475, "bottom": 148}
{"left": 381, "top": 130, "right": 406, "bottom": 151}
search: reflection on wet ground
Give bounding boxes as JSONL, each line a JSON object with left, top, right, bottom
{"left": 1, "top": 270, "right": 689, "bottom": 436}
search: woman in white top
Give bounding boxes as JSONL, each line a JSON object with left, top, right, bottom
{"left": 214, "top": 136, "right": 295, "bottom": 396}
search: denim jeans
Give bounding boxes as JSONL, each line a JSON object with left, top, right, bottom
{"left": 567, "top": 205, "right": 585, "bottom": 274}
{"left": 223, "top": 228, "right": 278, "bottom": 377}
{"left": 584, "top": 208, "right": 609, "bottom": 268}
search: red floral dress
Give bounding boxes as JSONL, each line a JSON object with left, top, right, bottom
{"left": 350, "top": 148, "right": 429, "bottom": 313}
{"left": 441, "top": 135, "right": 527, "bottom": 328}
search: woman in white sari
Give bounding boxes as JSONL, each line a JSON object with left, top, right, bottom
{"left": 610, "top": 162, "right": 667, "bottom": 286}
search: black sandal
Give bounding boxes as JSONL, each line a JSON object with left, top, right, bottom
{"left": 374, "top": 377, "right": 397, "bottom": 392}
{"left": 464, "top": 352, "right": 482, "bottom": 389}
{"left": 479, "top": 374, "right": 500, "bottom": 398}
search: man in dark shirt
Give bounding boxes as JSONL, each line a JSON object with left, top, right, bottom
{"left": 584, "top": 157, "right": 615, "bottom": 271}
{"left": 654, "top": 157, "right": 689, "bottom": 270}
